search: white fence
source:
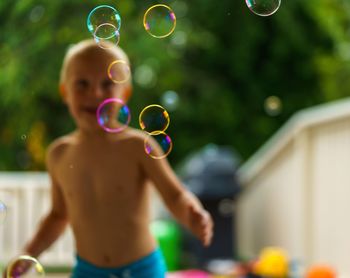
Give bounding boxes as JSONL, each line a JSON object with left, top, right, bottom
{"left": 0, "top": 172, "right": 165, "bottom": 268}
{"left": 236, "top": 98, "right": 350, "bottom": 277}
{"left": 0, "top": 172, "right": 75, "bottom": 267}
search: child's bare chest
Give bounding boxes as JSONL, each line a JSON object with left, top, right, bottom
{"left": 56, "top": 144, "right": 143, "bottom": 203}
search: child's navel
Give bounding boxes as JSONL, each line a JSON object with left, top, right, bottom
{"left": 103, "top": 254, "right": 111, "bottom": 263}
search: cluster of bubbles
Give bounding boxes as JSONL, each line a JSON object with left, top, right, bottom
{"left": 87, "top": 4, "right": 177, "bottom": 160}
{"left": 139, "top": 105, "right": 173, "bottom": 159}
{"left": 88, "top": 0, "right": 283, "bottom": 152}
{"left": 86, "top": 3, "right": 176, "bottom": 49}
{"left": 95, "top": 57, "right": 131, "bottom": 132}
{"left": 245, "top": 0, "right": 281, "bottom": 16}
{"left": 86, "top": 6, "right": 132, "bottom": 133}
{"left": 87, "top": 5, "right": 121, "bottom": 49}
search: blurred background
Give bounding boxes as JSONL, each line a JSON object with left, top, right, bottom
{"left": 1, "top": 0, "right": 350, "bottom": 170}
{"left": 1, "top": 0, "right": 350, "bottom": 277}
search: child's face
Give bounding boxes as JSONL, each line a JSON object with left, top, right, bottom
{"left": 62, "top": 51, "right": 130, "bottom": 131}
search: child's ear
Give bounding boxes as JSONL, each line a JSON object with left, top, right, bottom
{"left": 122, "top": 84, "right": 132, "bottom": 103}
{"left": 59, "top": 84, "right": 67, "bottom": 102}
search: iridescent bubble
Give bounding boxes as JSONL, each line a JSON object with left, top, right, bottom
{"left": 134, "top": 64, "right": 157, "bottom": 88}
{"left": 218, "top": 199, "right": 235, "bottom": 216}
{"left": 93, "top": 23, "right": 120, "bottom": 49}
{"left": 7, "top": 255, "right": 45, "bottom": 278}
{"left": 171, "top": 1, "right": 188, "bottom": 18}
{"left": 107, "top": 60, "right": 131, "bottom": 84}
{"left": 245, "top": 0, "right": 281, "bottom": 16}
{"left": 144, "top": 131, "right": 173, "bottom": 159}
{"left": 0, "top": 201, "right": 7, "bottom": 224}
{"left": 87, "top": 5, "right": 121, "bottom": 39}
{"left": 264, "top": 96, "right": 282, "bottom": 116}
{"left": 143, "top": 4, "right": 176, "bottom": 38}
{"left": 160, "top": 90, "right": 179, "bottom": 112}
{"left": 171, "top": 31, "right": 187, "bottom": 47}
{"left": 96, "top": 98, "right": 131, "bottom": 133}
{"left": 139, "top": 105, "right": 170, "bottom": 133}
{"left": 29, "top": 5, "right": 45, "bottom": 23}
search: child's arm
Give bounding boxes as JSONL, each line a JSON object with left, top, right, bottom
{"left": 23, "top": 144, "right": 68, "bottom": 257}
{"left": 22, "top": 177, "right": 68, "bottom": 257}
{"left": 139, "top": 137, "right": 214, "bottom": 246}
{"left": 166, "top": 189, "right": 213, "bottom": 247}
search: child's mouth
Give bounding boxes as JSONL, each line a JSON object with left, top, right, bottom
{"left": 82, "top": 107, "right": 97, "bottom": 115}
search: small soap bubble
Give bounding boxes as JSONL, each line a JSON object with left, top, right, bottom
{"left": 107, "top": 60, "right": 131, "bottom": 84}
{"left": 7, "top": 255, "right": 45, "bottom": 278}
{"left": 94, "top": 23, "right": 120, "bottom": 49}
{"left": 218, "top": 199, "right": 235, "bottom": 216}
{"left": 171, "top": 31, "right": 187, "bottom": 47}
{"left": 143, "top": 4, "right": 176, "bottom": 38}
{"left": 139, "top": 105, "right": 170, "bottom": 133}
{"left": 144, "top": 131, "right": 173, "bottom": 159}
{"left": 21, "top": 135, "right": 27, "bottom": 141}
{"left": 160, "top": 90, "right": 179, "bottom": 112}
{"left": 245, "top": 0, "right": 281, "bottom": 16}
{"left": 134, "top": 65, "right": 157, "bottom": 88}
{"left": 97, "top": 98, "right": 131, "bottom": 133}
{"left": 264, "top": 96, "right": 282, "bottom": 116}
{"left": 87, "top": 5, "right": 121, "bottom": 39}
{"left": 171, "top": 1, "right": 188, "bottom": 18}
{"left": 0, "top": 201, "right": 7, "bottom": 224}
{"left": 29, "top": 5, "right": 45, "bottom": 23}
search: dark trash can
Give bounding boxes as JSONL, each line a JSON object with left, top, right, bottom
{"left": 177, "top": 144, "right": 241, "bottom": 268}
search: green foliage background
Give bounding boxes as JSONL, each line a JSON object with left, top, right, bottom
{"left": 0, "top": 0, "right": 350, "bottom": 170}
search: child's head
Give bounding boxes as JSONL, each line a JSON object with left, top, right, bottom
{"left": 59, "top": 39, "right": 132, "bottom": 131}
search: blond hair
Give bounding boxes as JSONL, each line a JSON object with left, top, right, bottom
{"left": 59, "top": 39, "right": 130, "bottom": 85}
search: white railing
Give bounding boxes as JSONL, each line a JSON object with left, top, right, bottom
{"left": 0, "top": 172, "right": 75, "bottom": 267}
{"left": 236, "top": 98, "right": 350, "bottom": 278}
{"left": 0, "top": 172, "right": 165, "bottom": 268}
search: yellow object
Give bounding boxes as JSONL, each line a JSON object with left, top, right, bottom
{"left": 254, "top": 247, "right": 289, "bottom": 277}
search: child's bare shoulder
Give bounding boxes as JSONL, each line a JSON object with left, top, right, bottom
{"left": 116, "top": 128, "right": 151, "bottom": 153}
{"left": 120, "top": 127, "right": 148, "bottom": 143}
{"left": 46, "top": 133, "right": 77, "bottom": 162}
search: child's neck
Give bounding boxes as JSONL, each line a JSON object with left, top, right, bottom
{"left": 75, "top": 128, "right": 121, "bottom": 141}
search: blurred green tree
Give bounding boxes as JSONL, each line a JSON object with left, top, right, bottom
{"left": 0, "top": 0, "right": 349, "bottom": 170}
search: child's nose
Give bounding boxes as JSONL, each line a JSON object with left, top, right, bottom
{"left": 91, "top": 86, "right": 104, "bottom": 99}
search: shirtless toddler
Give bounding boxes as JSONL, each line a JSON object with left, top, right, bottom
{"left": 4, "top": 39, "right": 213, "bottom": 278}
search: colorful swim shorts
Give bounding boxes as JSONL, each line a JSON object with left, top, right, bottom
{"left": 71, "top": 248, "right": 167, "bottom": 278}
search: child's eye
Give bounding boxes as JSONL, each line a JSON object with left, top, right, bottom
{"left": 75, "top": 79, "right": 89, "bottom": 90}
{"left": 101, "top": 79, "right": 116, "bottom": 90}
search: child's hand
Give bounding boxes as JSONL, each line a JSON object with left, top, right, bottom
{"left": 2, "top": 256, "right": 33, "bottom": 278}
{"left": 188, "top": 205, "right": 214, "bottom": 247}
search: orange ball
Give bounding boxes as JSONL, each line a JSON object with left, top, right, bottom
{"left": 305, "top": 265, "right": 337, "bottom": 278}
